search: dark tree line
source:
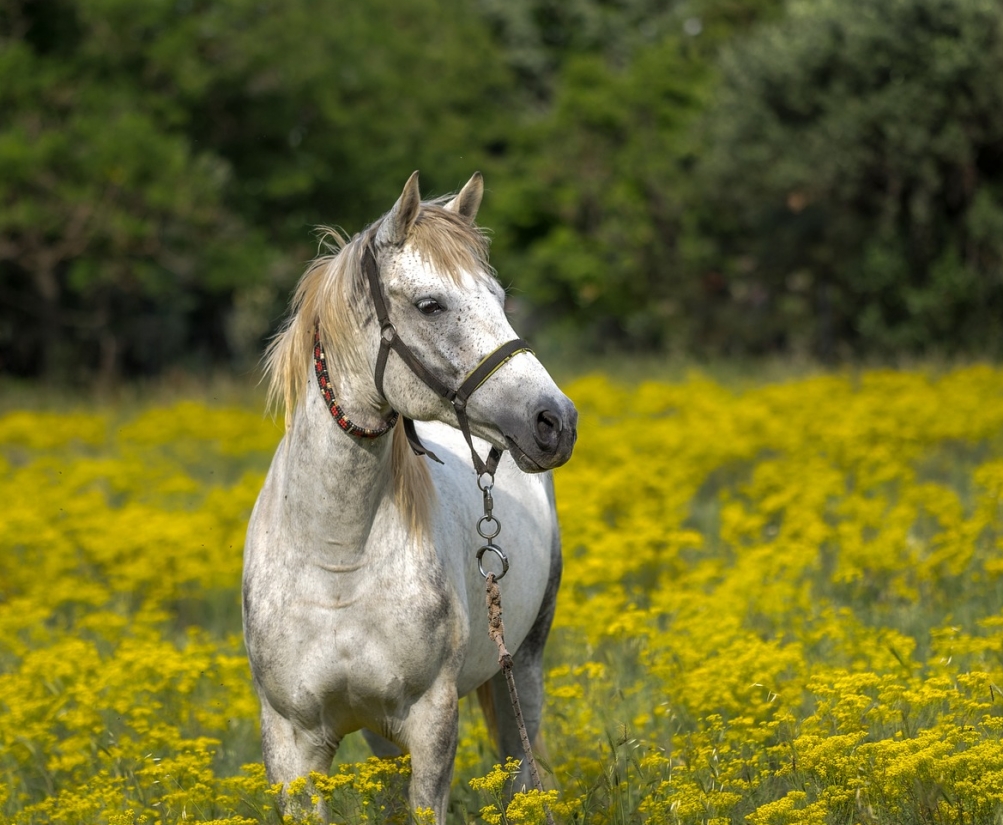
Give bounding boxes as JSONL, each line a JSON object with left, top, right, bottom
{"left": 1, "top": 0, "right": 1001, "bottom": 379}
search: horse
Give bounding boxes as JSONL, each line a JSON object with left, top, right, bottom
{"left": 242, "top": 171, "right": 578, "bottom": 822}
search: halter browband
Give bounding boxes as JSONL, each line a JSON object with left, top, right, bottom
{"left": 314, "top": 331, "right": 399, "bottom": 438}
{"left": 315, "top": 241, "right": 532, "bottom": 480}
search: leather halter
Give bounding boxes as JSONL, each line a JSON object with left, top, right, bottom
{"left": 362, "top": 242, "right": 531, "bottom": 479}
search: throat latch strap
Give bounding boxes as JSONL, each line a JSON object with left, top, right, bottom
{"left": 363, "top": 243, "right": 532, "bottom": 478}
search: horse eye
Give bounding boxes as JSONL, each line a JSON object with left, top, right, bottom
{"left": 416, "top": 298, "right": 445, "bottom": 316}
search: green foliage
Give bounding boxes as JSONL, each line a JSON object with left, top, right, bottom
{"left": 0, "top": 0, "right": 514, "bottom": 378}
{"left": 0, "top": 0, "right": 274, "bottom": 376}
{"left": 695, "top": 0, "right": 1003, "bottom": 357}
{"left": 3, "top": 0, "right": 1003, "bottom": 375}
{"left": 478, "top": 0, "right": 783, "bottom": 353}
{"left": 476, "top": 0, "right": 688, "bottom": 102}
{"left": 486, "top": 38, "right": 712, "bottom": 351}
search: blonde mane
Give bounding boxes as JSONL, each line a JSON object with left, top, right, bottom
{"left": 263, "top": 202, "right": 494, "bottom": 534}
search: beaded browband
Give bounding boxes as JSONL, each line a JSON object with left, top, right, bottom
{"left": 313, "top": 330, "right": 399, "bottom": 438}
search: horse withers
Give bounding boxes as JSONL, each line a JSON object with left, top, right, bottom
{"left": 242, "top": 171, "right": 577, "bottom": 822}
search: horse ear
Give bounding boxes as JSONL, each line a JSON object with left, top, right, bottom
{"left": 376, "top": 170, "right": 422, "bottom": 247}
{"left": 444, "top": 172, "right": 483, "bottom": 222}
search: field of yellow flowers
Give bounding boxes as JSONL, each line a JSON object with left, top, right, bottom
{"left": 2, "top": 365, "right": 1003, "bottom": 824}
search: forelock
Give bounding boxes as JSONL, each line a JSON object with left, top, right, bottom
{"left": 403, "top": 205, "right": 494, "bottom": 285}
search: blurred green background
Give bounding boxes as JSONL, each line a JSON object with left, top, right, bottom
{"left": 2, "top": 0, "right": 1002, "bottom": 383}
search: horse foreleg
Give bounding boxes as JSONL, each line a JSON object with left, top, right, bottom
{"left": 401, "top": 680, "right": 459, "bottom": 824}
{"left": 260, "top": 699, "right": 338, "bottom": 820}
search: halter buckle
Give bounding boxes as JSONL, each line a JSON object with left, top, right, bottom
{"left": 381, "top": 323, "right": 397, "bottom": 343}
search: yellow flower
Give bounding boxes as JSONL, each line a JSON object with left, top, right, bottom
{"left": 5, "top": 368, "right": 1003, "bottom": 823}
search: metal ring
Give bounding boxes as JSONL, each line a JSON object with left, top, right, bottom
{"left": 477, "top": 515, "right": 501, "bottom": 540}
{"left": 477, "top": 472, "right": 495, "bottom": 492}
{"left": 477, "top": 544, "right": 509, "bottom": 580}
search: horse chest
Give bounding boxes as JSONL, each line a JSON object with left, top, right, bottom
{"left": 302, "top": 558, "right": 466, "bottom": 702}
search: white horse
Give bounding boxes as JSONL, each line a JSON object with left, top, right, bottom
{"left": 242, "top": 171, "right": 577, "bottom": 822}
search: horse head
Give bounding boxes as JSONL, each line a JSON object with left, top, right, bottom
{"left": 366, "top": 171, "right": 577, "bottom": 473}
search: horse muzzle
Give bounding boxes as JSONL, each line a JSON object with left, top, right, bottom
{"left": 502, "top": 395, "right": 578, "bottom": 472}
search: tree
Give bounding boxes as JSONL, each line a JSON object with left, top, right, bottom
{"left": 0, "top": 0, "right": 273, "bottom": 378}
{"left": 484, "top": 38, "right": 711, "bottom": 352}
{"left": 0, "top": 0, "right": 517, "bottom": 378}
{"left": 695, "top": 0, "right": 1003, "bottom": 357}
{"left": 474, "top": 0, "right": 784, "bottom": 353}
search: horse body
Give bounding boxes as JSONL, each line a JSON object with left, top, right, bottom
{"left": 243, "top": 172, "right": 576, "bottom": 821}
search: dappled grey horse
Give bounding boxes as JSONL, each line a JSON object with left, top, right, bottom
{"left": 242, "top": 172, "right": 577, "bottom": 821}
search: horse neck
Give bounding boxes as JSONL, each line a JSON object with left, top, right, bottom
{"left": 282, "top": 380, "right": 395, "bottom": 558}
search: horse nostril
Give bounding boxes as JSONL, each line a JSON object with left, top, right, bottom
{"left": 535, "top": 409, "right": 562, "bottom": 451}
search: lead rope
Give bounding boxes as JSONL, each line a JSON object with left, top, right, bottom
{"left": 476, "top": 474, "right": 555, "bottom": 825}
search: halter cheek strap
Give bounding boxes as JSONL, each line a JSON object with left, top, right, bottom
{"left": 362, "top": 243, "right": 531, "bottom": 479}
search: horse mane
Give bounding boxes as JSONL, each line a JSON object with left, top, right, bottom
{"left": 263, "top": 200, "right": 494, "bottom": 535}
